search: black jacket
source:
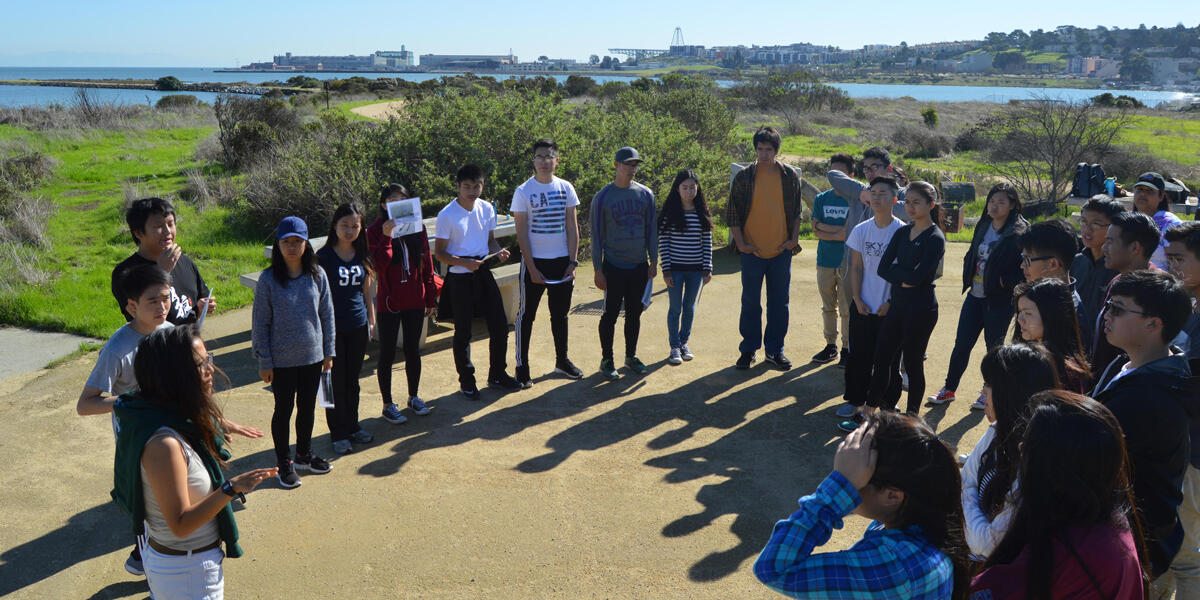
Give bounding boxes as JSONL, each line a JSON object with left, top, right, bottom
{"left": 960, "top": 214, "right": 1029, "bottom": 307}
{"left": 1091, "top": 351, "right": 1195, "bottom": 577}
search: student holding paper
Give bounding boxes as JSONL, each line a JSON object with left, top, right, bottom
{"left": 511, "top": 138, "right": 584, "bottom": 387}
{"left": 657, "top": 169, "right": 713, "bottom": 365}
{"left": 435, "top": 165, "right": 521, "bottom": 398}
{"left": 367, "top": 184, "right": 438, "bottom": 422}
{"left": 252, "top": 216, "right": 335, "bottom": 488}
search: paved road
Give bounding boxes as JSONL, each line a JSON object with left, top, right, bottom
{"left": 0, "top": 327, "right": 101, "bottom": 382}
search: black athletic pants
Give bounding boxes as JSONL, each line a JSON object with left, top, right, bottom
{"left": 844, "top": 301, "right": 901, "bottom": 408}
{"left": 599, "top": 262, "right": 648, "bottom": 361}
{"left": 271, "top": 362, "right": 321, "bottom": 464}
{"left": 446, "top": 267, "right": 509, "bottom": 386}
{"left": 326, "top": 325, "right": 367, "bottom": 442}
{"left": 376, "top": 308, "right": 426, "bottom": 401}
{"left": 515, "top": 256, "right": 573, "bottom": 367}
{"left": 867, "top": 288, "right": 939, "bottom": 413}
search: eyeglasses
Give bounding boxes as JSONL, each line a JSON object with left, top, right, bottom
{"left": 533, "top": 154, "right": 557, "bottom": 161}
{"left": 863, "top": 162, "right": 886, "bottom": 171}
{"left": 1104, "top": 300, "right": 1150, "bottom": 318}
{"left": 1020, "top": 254, "right": 1054, "bottom": 267}
{"left": 195, "top": 352, "right": 215, "bottom": 369}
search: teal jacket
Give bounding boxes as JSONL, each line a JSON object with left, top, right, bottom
{"left": 111, "top": 392, "right": 242, "bottom": 558}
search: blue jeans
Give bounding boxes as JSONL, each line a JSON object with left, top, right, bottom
{"left": 739, "top": 252, "right": 791, "bottom": 355}
{"left": 666, "top": 270, "right": 703, "bottom": 348}
{"left": 944, "top": 293, "right": 1014, "bottom": 391}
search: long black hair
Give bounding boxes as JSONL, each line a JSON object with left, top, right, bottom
{"left": 984, "top": 391, "right": 1150, "bottom": 600}
{"left": 378, "top": 183, "right": 427, "bottom": 268}
{"left": 133, "top": 325, "right": 227, "bottom": 464}
{"left": 867, "top": 411, "right": 972, "bottom": 600}
{"left": 658, "top": 169, "right": 711, "bottom": 232}
{"left": 325, "top": 202, "right": 375, "bottom": 282}
{"left": 905, "top": 180, "right": 943, "bottom": 231}
{"left": 1011, "top": 279, "right": 1090, "bottom": 391}
{"left": 978, "top": 343, "right": 1061, "bottom": 518}
{"left": 270, "top": 220, "right": 320, "bottom": 286}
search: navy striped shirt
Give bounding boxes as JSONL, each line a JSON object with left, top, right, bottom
{"left": 659, "top": 210, "right": 712, "bottom": 272}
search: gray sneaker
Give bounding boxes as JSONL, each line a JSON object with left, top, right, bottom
{"left": 350, "top": 429, "right": 374, "bottom": 444}
{"left": 668, "top": 347, "right": 683, "bottom": 365}
{"left": 680, "top": 343, "right": 694, "bottom": 361}
{"left": 407, "top": 397, "right": 432, "bottom": 416}
{"left": 382, "top": 403, "right": 408, "bottom": 424}
{"left": 332, "top": 439, "right": 353, "bottom": 455}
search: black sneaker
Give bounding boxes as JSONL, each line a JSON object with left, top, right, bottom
{"left": 735, "top": 351, "right": 755, "bottom": 370}
{"left": 488, "top": 372, "right": 522, "bottom": 390}
{"left": 811, "top": 344, "right": 838, "bottom": 364}
{"left": 555, "top": 358, "right": 583, "bottom": 379}
{"left": 765, "top": 352, "right": 793, "bottom": 370}
{"left": 460, "top": 380, "right": 480, "bottom": 400}
{"left": 295, "top": 452, "right": 332, "bottom": 474}
{"left": 277, "top": 460, "right": 301, "bottom": 489}
{"left": 124, "top": 547, "right": 144, "bottom": 576}
{"left": 837, "top": 349, "right": 850, "bottom": 368}
{"left": 515, "top": 365, "right": 533, "bottom": 389}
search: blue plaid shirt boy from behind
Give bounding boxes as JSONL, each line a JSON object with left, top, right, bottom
{"left": 754, "top": 471, "right": 953, "bottom": 599}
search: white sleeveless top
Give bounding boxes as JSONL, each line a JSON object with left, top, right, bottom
{"left": 140, "top": 427, "right": 220, "bottom": 549}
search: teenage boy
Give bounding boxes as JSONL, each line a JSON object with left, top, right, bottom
{"left": 1071, "top": 196, "right": 1122, "bottom": 330}
{"left": 592, "top": 146, "right": 657, "bottom": 379}
{"left": 80, "top": 264, "right": 260, "bottom": 576}
{"left": 826, "top": 147, "right": 908, "bottom": 243}
{"left": 1091, "top": 270, "right": 1195, "bottom": 585}
{"left": 810, "top": 153, "right": 854, "bottom": 366}
{"left": 729, "top": 126, "right": 802, "bottom": 370}
{"left": 112, "top": 197, "right": 215, "bottom": 325}
{"left": 511, "top": 138, "right": 583, "bottom": 386}
{"left": 1092, "top": 212, "right": 1161, "bottom": 380}
{"left": 434, "top": 164, "right": 520, "bottom": 398}
{"left": 1017, "top": 218, "right": 1091, "bottom": 348}
{"left": 1162, "top": 222, "right": 1200, "bottom": 600}
{"left": 839, "top": 177, "right": 905, "bottom": 432}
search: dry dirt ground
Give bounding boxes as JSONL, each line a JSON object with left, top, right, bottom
{"left": 350, "top": 100, "right": 405, "bottom": 121}
{"left": 0, "top": 241, "right": 992, "bottom": 599}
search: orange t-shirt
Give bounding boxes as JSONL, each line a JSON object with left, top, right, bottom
{"left": 744, "top": 166, "right": 787, "bottom": 258}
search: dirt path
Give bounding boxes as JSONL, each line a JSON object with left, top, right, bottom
{"left": 0, "top": 241, "right": 990, "bottom": 599}
{"left": 351, "top": 100, "right": 405, "bottom": 121}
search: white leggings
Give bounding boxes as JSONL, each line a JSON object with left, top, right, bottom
{"left": 143, "top": 545, "right": 224, "bottom": 600}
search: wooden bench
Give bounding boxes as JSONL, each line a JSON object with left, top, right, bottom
{"left": 240, "top": 214, "right": 523, "bottom": 348}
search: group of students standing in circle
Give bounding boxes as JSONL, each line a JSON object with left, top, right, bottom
{"left": 755, "top": 132, "right": 1200, "bottom": 598}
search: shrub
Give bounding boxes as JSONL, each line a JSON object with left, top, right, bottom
{"left": 921, "top": 105, "right": 939, "bottom": 128}
{"left": 889, "top": 123, "right": 953, "bottom": 159}
{"left": 156, "top": 94, "right": 200, "bottom": 110}
{"left": 155, "top": 76, "right": 185, "bottom": 91}
{"left": 213, "top": 95, "right": 302, "bottom": 168}
{"left": 564, "top": 75, "right": 597, "bottom": 97}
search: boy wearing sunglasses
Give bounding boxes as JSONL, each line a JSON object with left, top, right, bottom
{"left": 1017, "top": 218, "right": 1091, "bottom": 348}
{"left": 1091, "top": 212, "right": 1160, "bottom": 381}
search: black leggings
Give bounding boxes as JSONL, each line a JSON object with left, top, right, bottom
{"left": 599, "top": 262, "right": 648, "bottom": 361}
{"left": 867, "top": 288, "right": 939, "bottom": 413}
{"left": 376, "top": 309, "right": 425, "bottom": 402}
{"left": 271, "top": 362, "right": 321, "bottom": 463}
{"left": 326, "top": 325, "right": 367, "bottom": 442}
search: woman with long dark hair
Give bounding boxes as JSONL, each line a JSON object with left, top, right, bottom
{"left": 1012, "top": 279, "right": 1091, "bottom": 393}
{"left": 317, "top": 202, "right": 376, "bottom": 455}
{"left": 866, "top": 181, "right": 946, "bottom": 415}
{"left": 112, "top": 325, "right": 276, "bottom": 599}
{"left": 658, "top": 169, "right": 713, "bottom": 364}
{"left": 252, "top": 215, "right": 335, "bottom": 488}
{"left": 366, "top": 183, "right": 438, "bottom": 424}
{"left": 972, "top": 391, "right": 1149, "bottom": 599}
{"left": 961, "top": 344, "right": 1060, "bottom": 559}
{"left": 755, "top": 411, "right": 971, "bottom": 599}
{"left": 929, "top": 183, "right": 1029, "bottom": 409}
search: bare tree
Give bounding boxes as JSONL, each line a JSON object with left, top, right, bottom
{"left": 985, "top": 97, "right": 1128, "bottom": 202}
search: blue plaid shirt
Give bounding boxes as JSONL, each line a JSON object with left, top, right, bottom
{"left": 754, "top": 471, "right": 954, "bottom": 599}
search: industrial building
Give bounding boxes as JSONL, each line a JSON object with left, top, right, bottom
{"left": 418, "top": 53, "right": 517, "bottom": 69}
{"left": 265, "top": 49, "right": 414, "bottom": 71}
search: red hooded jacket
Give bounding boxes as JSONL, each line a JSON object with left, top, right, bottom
{"left": 366, "top": 217, "right": 438, "bottom": 313}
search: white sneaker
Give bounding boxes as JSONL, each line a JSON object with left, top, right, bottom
{"left": 835, "top": 403, "right": 858, "bottom": 418}
{"left": 680, "top": 343, "right": 694, "bottom": 361}
{"left": 971, "top": 391, "right": 986, "bottom": 410}
{"left": 668, "top": 347, "right": 683, "bottom": 365}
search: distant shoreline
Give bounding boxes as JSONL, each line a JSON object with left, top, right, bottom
{"left": 0, "top": 79, "right": 279, "bottom": 95}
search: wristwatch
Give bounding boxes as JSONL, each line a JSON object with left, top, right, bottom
{"left": 221, "top": 481, "right": 247, "bottom": 503}
{"left": 569, "top": 260, "right": 579, "bottom": 266}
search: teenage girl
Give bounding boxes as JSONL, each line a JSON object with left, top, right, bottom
{"left": 658, "top": 169, "right": 713, "bottom": 365}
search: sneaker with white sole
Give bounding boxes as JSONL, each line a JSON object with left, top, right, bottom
{"left": 555, "top": 358, "right": 584, "bottom": 379}
{"left": 382, "top": 403, "right": 408, "bottom": 424}
{"left": 680, "top": 343, "right": 694, "bottom": 361}
{"left": 835, "top": 403, "right": 858, "bottom": 419}
{"left": 278, "top": 460, "right": 301, "bottom": 489}
{"left": 971, "top": 393, "right": 986, "bottom": 411}
{"left": 668, "top": 347, "right": 683, "bottom": 365}
{"left": 124, "top": 548, "right": 144, "bottom": 576}
{"left": 295, "top": 452, "right": 332, "bottom": 474}
{"left": 408, "top": 397, "right": 432, "bottom": 416}
{"left": 927, "top": 388, "right": 956, "bottom": 405}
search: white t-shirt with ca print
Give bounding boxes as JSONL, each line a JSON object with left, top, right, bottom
{"left": 846, "top": 215, "right": 904, "bottom": 314}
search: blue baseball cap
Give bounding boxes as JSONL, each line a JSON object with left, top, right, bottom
{"left": 614, "top": 146, "right": 642, "bottom": 163}
{"left": 276, "top": 216, "right": 308, "bottom": 241}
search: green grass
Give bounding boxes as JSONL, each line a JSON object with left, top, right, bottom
{"left": 1120, "top": 114, "right": 1200, "bottom": 165}
{"left": 0, "top": 124, "right": 268, "bottom": 338}
{"left": 1022, "top": 51, "right": 1067, "bottom": 67}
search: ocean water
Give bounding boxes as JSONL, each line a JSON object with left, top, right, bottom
{"left": 0, "top": 67, "right": 1192, "bottom": 108}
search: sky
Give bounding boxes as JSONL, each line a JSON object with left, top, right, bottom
{"left": 2, "top": 1, "right": 1199, "bottom": 67}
